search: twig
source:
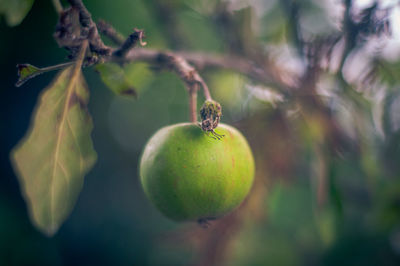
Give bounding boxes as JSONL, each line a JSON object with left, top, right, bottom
{"left": 50, "top": 0, "right": 299, "bottom": 120}
{"left": 159, "top": 53, "right": 211, "bottom": 104}
{"left": 115, "top": 49, "right": 212, "bottom": 102}
{"left": 124, "top": 48, "right": 294, "bottom": 94}
{"left": 159, "top": 53, "right": 211, "bottom": 100}
{"left": 189, "top": 85, "right": 198, "bottom": 123}
{"left": 67, "top": 1, "right": 213, "bottom": 120}
{"left": 93, "top": 19, "right": 294, "bottom": 94}
{"left": 95, "top": 21, "right": 210, "bottom": 121}
{"left": 97, "top": 19, "right": 125, "bottom": 46}
{"left": 180, "top": 51, "right": 294, "bottom": 93}
{"left": 144, "top": 52, "right": 211, "bottom": 121}
{"left": 113, "top": 29, "right": 146, "bottom": 57}
{"left": 160, "top": 52, "right": 208, "bottom": 122}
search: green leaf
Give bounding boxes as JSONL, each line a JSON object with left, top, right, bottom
{"left": 0, "top": 0, "right": 34, "bottom": 26}
{"left": 96, "top": 62, "right": 138, "bottom": 98}
{"left": 124, "top": 62, "right": 153, "bottom": 92}
{"left": 16, "top": 64, "right": 40, "bottom": 87}
{"left": 10, "top": 66, "right": 97, "bottom": 236}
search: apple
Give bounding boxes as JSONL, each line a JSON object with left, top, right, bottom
{"left": 139, "top": 123, "right": 255, "bottom": 222}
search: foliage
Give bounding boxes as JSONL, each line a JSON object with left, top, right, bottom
{"left": 11, "top": 62, "right": 97, "bottom": 236}
{"left": 95, "top": 62, "right": 138, "bottom": 98}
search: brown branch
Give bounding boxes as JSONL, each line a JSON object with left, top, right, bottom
{"left": 56, "top": 0, "right": 298, "bottom": 122}
{"left": 124, "top": 48, "right": 295, "bottom": 94}
{"left": 97, "top": 19, "right": 125, "bottom": 46}
{"left": 163, "top": 53, "right": 211, "bottom": 103}
{"left": 117, "top": 50, "right": 212, "bottom": 102}
{"left": 180, "top": 51, "right": 295, "bottom": 93}
{"left": 113, "top": 29, "right": 146, "bottom": 57}
{"left": 189, "top": 85, "right": 198, "bottom": 123}
{"left": 157, "top": 53, "right": 207, "bottom": 122}
{"left": 112, "top": 47, "right": 210, "bottom": 122}
{"left": 93, "top": 18, "right": 294, "bottom": 94}
{"left": 95, "top": 19, "right": 213, "bottom": 121}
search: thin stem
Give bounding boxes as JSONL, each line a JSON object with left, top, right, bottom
{"left": 189, "top": 85, "right": 198, "bottom": 123}
{"left": 40, "top": 62, "right": 75, "bottom": 72}
{"left": 16, "top": 61, "right": 76, "bottom": 87}
{"left": 199, "top": 80, "right": 211, "bottom": 101}
{"left": 96, "top": 21, "right": 293, "bottom": 95}
{"left": 124, "top": 48, "right": 293, "bottom": 94}
{"left": 113, "top": 29, "right": 145, "bottom": 57}
{"left": 97, "top": 19, "right": 125, "bottom": 46}
{"left": 130, "top": 51, "right": 215, "bottom": 108}
{"left": 52, "top": 0, "right": 63, "bottom": 14}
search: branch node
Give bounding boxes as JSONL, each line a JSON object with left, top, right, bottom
{"left": 113, "top": 29, "right": 146, "bottom": 57}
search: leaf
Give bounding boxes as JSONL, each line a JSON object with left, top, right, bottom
{"left": 96, "top": 62, "right": 137, "bottom": 98}
{"left": 10, "top": 65, "right": 97, "bottom": 236}
{"left": 124, "top": 62, "right": 153, "bottom": 92}
{"left": 16, "top": 64, "right": 40, "bottom": 87}
{"left": 0, "top": 0, "right": 34, "bottom": 26}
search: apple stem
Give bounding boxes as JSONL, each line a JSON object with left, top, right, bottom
{"left": 199, "top": 80, "right": 212, "bottom": 101}
{"left": 189, "top": 85, "right": 198, "bottom": 123}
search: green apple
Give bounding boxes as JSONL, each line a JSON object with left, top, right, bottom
{"left": 139, "top": 123, "right": 255, "bottom": 222}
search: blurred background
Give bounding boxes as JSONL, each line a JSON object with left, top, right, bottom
{"left": 1, "top": 0, "right": 400, "bottom": 265}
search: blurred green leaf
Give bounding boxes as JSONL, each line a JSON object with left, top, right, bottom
{"left": 124, "top": 62, "right": 153, "bottom": 91}
{"left": 96, "top": 62, "right": 138, "bottom": 98}
{"left": 0, "top": 0, "right": 34, "bottom": 26}
{"left": 207, "top": 70, "right": 245, "bottom": 110}
{"left": 10, "top": 66, "right": 97, "bottom": 236}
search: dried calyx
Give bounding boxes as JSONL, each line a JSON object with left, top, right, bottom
{"left": 199, "top": 100, "right": 224, "bottom": 140}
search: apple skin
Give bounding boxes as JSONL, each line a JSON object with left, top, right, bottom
{"left": 139, "top": 123, "right": 255, "bottom": 221}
